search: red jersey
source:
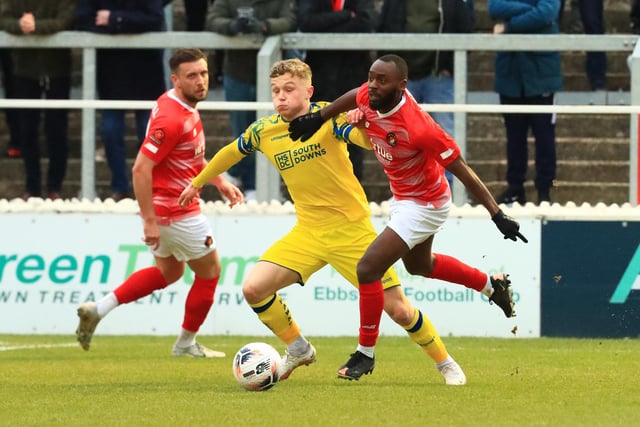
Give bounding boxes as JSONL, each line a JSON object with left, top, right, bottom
{"left": 140, "top": 89, "right": 205, "bottom": 219}
{"left": 355, "top": 83, "right": 460, "bottom": 207}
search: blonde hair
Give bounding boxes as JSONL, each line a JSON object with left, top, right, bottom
{"left": 270, "top": 58, "right": 312, "bottom": 85}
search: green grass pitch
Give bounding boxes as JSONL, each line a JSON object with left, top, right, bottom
{"left": 1, "top": 334, "right": 639, "bottom": 426}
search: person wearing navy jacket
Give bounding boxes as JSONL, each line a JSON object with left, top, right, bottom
{"left": 489, "top": 0, "right": 563, "bottom": 205}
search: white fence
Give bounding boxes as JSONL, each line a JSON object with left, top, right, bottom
{"left": 1, "top": 31, "right": 639, "bottom": 204}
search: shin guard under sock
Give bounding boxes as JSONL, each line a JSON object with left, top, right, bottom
{"left": 429, "top": 253, "right": 487, "bottom": 292}
{"left": 182, "top": 275, "right": 219, "bottom": 332}
{"left": 250, "top": 294, "right": 301, "bottom": 344}
{"left": 113, "top": 267, "right": 168, "bottom": 304}
{"left": 358, "top": 280, "right": 384, "bottom": 347}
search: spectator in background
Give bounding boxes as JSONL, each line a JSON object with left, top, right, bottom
{"left": 0, "top": 48, "right": 19, "bottom": 159}
{"left": 559, "top": 0, "right": 606, "bottom": 90}
{"left": 183, "top": 0, "right": 224, "bottom": 87}
{"left": 76, "top": 0, "right": 167, "bottom": 201}
{"left": 489, "top": 0, "right": 563, "bottom": 205}
{"left": 377, "top": 0, "right": 475, "bottom": 194}
{"left": 296, "top": 0, "right": 376, "bottom": 181}
{"left": 631, "top": 0, "right": 640, "bottom": 34}
{"left": 0, "top": 1, "right": 74, "bottom": 200}
{"left": 184, "top": 0, "right": 211, "bottom": 30}
{"left": 208, "top": 0, "right": 296, "bottom": 200}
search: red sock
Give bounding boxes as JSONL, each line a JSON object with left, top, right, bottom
{"left": 428, "top": 253, "right": 487, "bottom": 292}
{"left": 113, "top": 267, "right": 168, "bottom": 304}
{"left": 182, "top": 276, "right": 219, "bottom": 333}
{"left": 359, "top": 280, "right": 384, "bottom": 347}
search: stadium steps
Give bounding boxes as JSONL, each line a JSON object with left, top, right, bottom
{"left": 0, "top": 0, "right": 634, "bottom": 204}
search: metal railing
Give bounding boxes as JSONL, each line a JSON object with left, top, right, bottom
{"left": 0, "top": 31, "right": 638, "bottom": 204}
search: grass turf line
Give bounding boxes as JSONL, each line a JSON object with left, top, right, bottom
{"left": 1, "top": 335, "right": 639, "bottom": 427}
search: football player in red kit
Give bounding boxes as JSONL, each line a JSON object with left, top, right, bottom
{"left": 289, "top": 54, "right": 526, "bottom": 378}
{"left": 75, "top": 48, "right": 243, "bottom": 357}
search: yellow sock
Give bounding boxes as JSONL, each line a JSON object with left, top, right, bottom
{"left": 404, "top": 308, "right": 449, "bottom": 364}
{"left": 250, "top": 294, "right": 300, "bottom": 344}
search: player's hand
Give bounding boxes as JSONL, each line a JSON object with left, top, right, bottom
{"left": 289, "top": 111, "right": 324, "bottom": 142}
{"left": 142, "top": 219, "right": 160, "bottom": 250}
{"left": 492, "top": 209, "right": 528, "bottom": 243}
{"left": 346, "top": 108, "right": 365, "bottom": 127}
{"left": 216, "top": 180, "right": 244, "bottom": 208}
{"left": 19, "top": 12, "right": 35, "bottom": 34}
{"left": 178, "top": 183, "right": 200, "bottom": 209}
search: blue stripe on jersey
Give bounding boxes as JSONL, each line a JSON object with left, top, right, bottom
{"left": 237, "top": 133, "right": 253, "bottom": 155}
{"left": 332, "top": 118, "right": 354, "bottom": 144}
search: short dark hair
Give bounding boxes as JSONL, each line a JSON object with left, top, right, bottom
{"left": 169, "top": 48, "right": 207, "bottom": 73}
{"left": 377, "top": 54, "right": 408, "bottom": 80}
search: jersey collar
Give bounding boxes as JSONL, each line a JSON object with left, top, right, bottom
{"left": 376, "top": 94, "right": 406, "bottom": 118}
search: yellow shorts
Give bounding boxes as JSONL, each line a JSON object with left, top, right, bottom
{"left": 260, "top": 217, "right": 400, "bottom": 289}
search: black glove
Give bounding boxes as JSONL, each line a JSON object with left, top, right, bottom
{"left": 229, "top": 17, "right": 250, "bottom": 35}
{"left": 492, "top": 209, "right": 528, "bottom": 243}
{"left": 247, "top": 19, "right": 267, "bottom": 35}
{"left": 288, "top": 111, "right": 324, "bottom": 142}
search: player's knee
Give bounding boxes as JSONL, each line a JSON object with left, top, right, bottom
{"left": 404, "top": 260, "right": 433, "bottom": 277}
{"left": 384, "top": 298, "right": 415, "bottom": 326}
{"left": 242, "top": 281, "right": 266, "bottom": 305}
{"left": 159, "top": 266, "right": 185, "bottom": 285}
{"left": 356, "top": 259, "right": 383, "bottom": 284}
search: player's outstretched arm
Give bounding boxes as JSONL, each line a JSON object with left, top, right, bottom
{"left": 447, "top": 156, "right": 528, "bottom": 243}
{"left": 289, "top": 88, "right": 359, "bottom": 141}
{"left": 179, "top": 143, "right": 245, "bottom": 208}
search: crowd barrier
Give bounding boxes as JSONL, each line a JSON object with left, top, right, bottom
{"left": 1, "top": 31, "right": 639, "bottom": 204}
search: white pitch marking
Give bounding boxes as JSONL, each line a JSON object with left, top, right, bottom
{"left": 0, "top": 343, "right": 78, "bottom": 352}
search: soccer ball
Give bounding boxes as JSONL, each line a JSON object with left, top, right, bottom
{"left": 232, "top": 342, "right": 282, "bottom": 391}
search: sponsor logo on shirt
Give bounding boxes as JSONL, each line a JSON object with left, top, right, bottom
{"left": 150, "top": 129, "right": 165, "bottom": 145}
{"left": 273, "top": 142, "right": 327, "bottom": 170}
{"left": 372, "top": 143, "right": 393, "bottom": 161}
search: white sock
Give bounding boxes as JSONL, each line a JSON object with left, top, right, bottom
{"left": 356, "top": 344, "right": 374, "bottom": 359}
{"left": 175, "top": 329, "right": 197, "bottom": 348}
{"left": 436, "top": 355, "right": 455, "bottom": 370}
{"left": 96, "top": 292, "right": 119, "bottom": 318}
{"left": 287, "top": 336, "right": 309, "bottom": 355}
{"left": 481, "top": 275, "right": 493, "bottom": 297}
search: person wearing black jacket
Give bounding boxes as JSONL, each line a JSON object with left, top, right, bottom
{"left": 378, "top": 0, "right": 474, "bottom": 194}
{"left": 75, "top": 0, "right": 167, "bottom": 201}
{"left": 297, "top": 0, "right": 377, "bottom": 181}
{"left": 632, "top": 0, "right": 640, "bottom": 34}
{"left": 0, "top": 0, "right": 75, "bottom": 200}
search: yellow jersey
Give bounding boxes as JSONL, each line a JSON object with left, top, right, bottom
{"left": 194, "top": 102, "right": 373, "bottom": 227}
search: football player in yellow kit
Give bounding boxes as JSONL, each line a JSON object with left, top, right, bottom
{"left": 179, "top": 58, "right": 466, "bottom": 384}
